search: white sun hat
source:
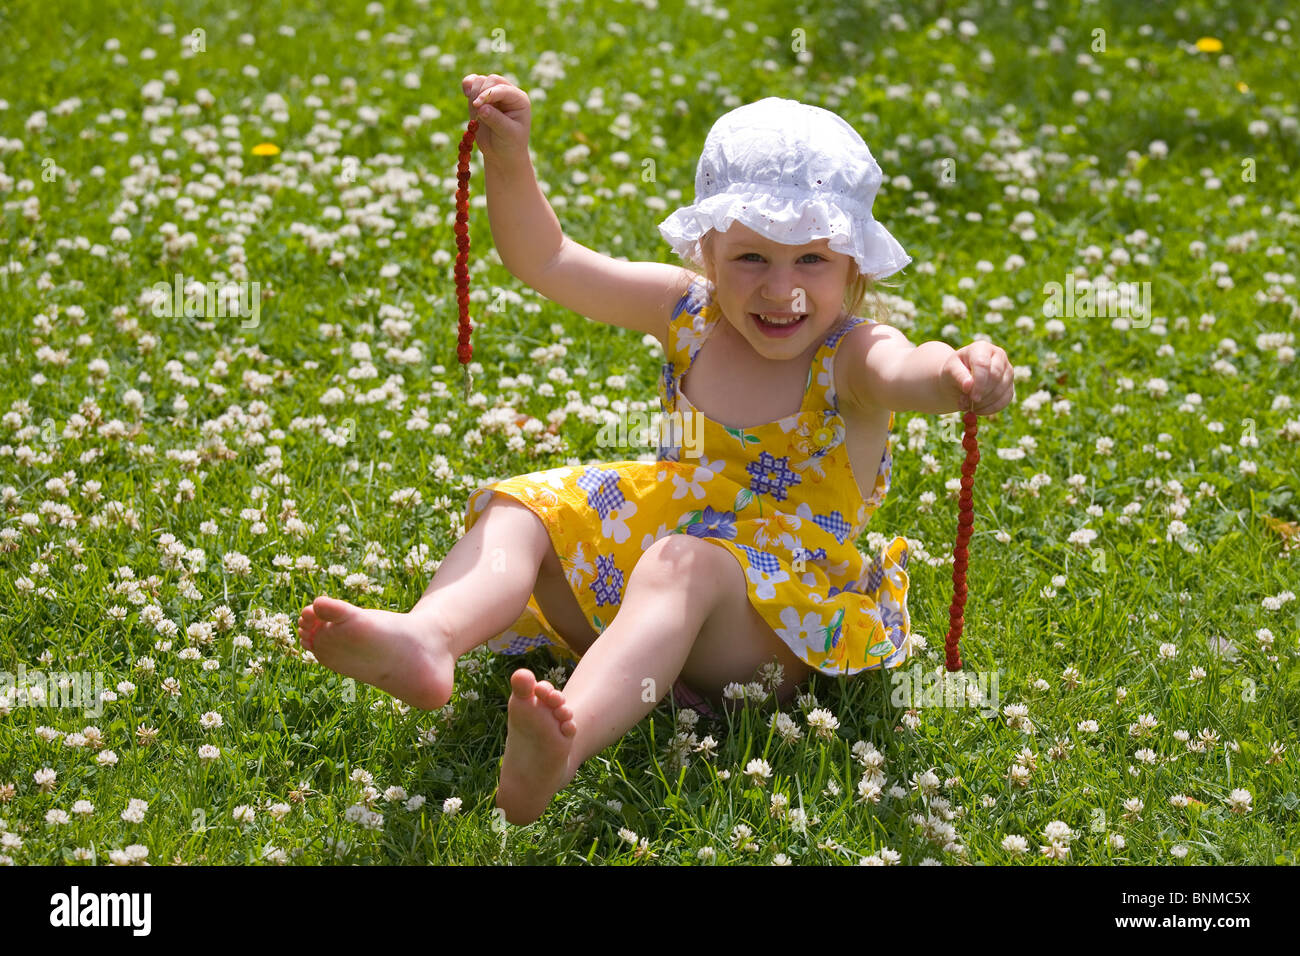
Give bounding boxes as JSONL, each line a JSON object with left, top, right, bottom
{"left": 657, "top": 96, "right": 911, "bottom": 281}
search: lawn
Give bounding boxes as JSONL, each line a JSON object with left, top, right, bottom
{"left": 0, "top": 0, "right": 1296, "bottom": 865}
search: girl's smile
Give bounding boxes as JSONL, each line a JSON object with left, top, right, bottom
{"left": 704, "top": 222, "right": 853, "bottom": 359}
{"left": 749, "top": 311, "right": 809, "bottom": 337}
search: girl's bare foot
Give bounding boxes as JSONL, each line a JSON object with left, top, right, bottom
{"left": 297, "top": 595, "right": 454, "bottom": 711}
{"left": 496, "top": 668, "right": 578, "bottom": 825}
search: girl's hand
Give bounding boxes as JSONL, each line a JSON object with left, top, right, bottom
{"left": 461, "top": 73, "right": 532, "bottom": 167}
{"left": 941, "top": 342, "right": 1014, "bottom": 417}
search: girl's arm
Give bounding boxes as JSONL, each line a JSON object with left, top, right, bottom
{"left": 837, "top": 323, "right": 1014, "bottom": 416}
{"left": 466, "top": 76, "right": 692, "bottom": 347}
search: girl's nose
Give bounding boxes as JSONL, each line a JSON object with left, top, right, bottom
{"left": 760, "top": 273, "right": 801, "bottom": 301}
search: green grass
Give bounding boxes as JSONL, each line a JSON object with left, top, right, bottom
{"left": 0, "top": 0, "right": 1296, "bottom": 864}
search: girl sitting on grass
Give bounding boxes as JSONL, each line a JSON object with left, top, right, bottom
{"left": 297, "top": 74, "right": 1014, "bottom": 825}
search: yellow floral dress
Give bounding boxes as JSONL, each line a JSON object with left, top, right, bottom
{"left": 463, "top": 275, "right": 912, "bottom": 714}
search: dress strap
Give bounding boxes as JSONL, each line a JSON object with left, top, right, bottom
{"left": 662, "top": 274, "right": 715, "bottom": 413}
{"left": 804, "top": 314, "right": 872, "bottom": 413}
{"left": 667, "top": 274, "right": 716, "bottom": 370}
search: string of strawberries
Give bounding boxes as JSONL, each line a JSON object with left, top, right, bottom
{"left": 455, "top": 118, "right": 479, "bottom": 398}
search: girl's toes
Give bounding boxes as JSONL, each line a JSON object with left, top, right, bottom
{"left": 510, "top": 668, "right": 537, "bottom": 698}
{"left": 553, "top": 704, "right": 573, "bottom": 722}
{"left": 559, "top": 718, "right": 576, "bottom": 737}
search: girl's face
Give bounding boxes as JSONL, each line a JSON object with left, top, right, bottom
{"left": 704, "top": 223, "right": 854, "bottom": 362}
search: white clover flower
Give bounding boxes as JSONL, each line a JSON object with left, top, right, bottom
{"left": 744, "top": 758, "right": 773, "bottom": 787}
{"left": 912, "top": 769, "right": 941, "bottom": 796}
{"left": 806, "top": 707, "right": 840, "bottom": 739}
{"left": 857, "top": 776, "right": 883, "bottom": 804}
{"left": 120, "top": 798, "right": 148, "bottom": 824}
{"left": 770, "top": 711, "right": 802, "bottom": 743}
{"left": 1226, "top": 788, "right": 1252, "bottom": 814}
{"left": 1041, "top": 841, "right": 1070, "bottom": 861}
{"left": 1001, "top": 834, "right": 1029, "bottom": 855}
{"left": 343, "top": 802, "right": 384, "bottom": 829}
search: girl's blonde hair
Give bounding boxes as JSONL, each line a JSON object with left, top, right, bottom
{"left": 690, "top": 228, "right": 899, "bottom": 325}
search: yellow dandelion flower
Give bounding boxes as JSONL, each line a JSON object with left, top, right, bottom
{"left": 251, "top": 142, "right": 281, "bottom": 157}
{"left": 1195, "top": 37, "right": 1223, "bottom": 53}
{"left": 1236, "top": 81, "right": 1249, "bottom": 93}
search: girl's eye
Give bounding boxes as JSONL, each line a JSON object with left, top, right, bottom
{"left": 739, "top": 253, "right": 824, "bottom": 263}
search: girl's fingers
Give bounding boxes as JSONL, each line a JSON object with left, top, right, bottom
{"left": 976, "top": 384, "right": 1014, "bottom": 416}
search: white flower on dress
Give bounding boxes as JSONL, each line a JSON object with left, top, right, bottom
{"left": 791, "top": 454, "right": 828, "bottom": 480}
{"left": 670, "top": 454, "right": 723, "bottom": 500}
{"left": 776, "top": 607, "right": 826, "bottom": 655}
{"left": 566, "top": 540, "right": 596, "bottom": 590}
{"left": 747, "top": 565, "right": 790, "bottom": 600}
{"left": 676, "top": 316, "right": 712, "bottom": 358}
{"left": 816, "top": 352, "right": 835, "bottom": 394}
{"left": 601, "top": 499, "right": 638, "bottom": 544}
{"left": 534, "top": 466, "right": 574, "bottom": 491}
{"left": 776, "top": 414, "right": 802, "bottom": 434}
{"left": 783, "top": 530, "right": 806, "bottom": 553}
{"left": 823, "top": 557, "right": 850, "bottom": 579}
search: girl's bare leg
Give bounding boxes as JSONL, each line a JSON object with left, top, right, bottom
{"left": 296, "top": 493, "right": 551, "bottom": 709}
{"left": 496, "top": 534, "right": 812, "bottom": 824}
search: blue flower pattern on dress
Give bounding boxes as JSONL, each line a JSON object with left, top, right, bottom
{"left": 589, "top": 553, "right": 624, "bottom": 606}
{"left": 685, "top": 505, "right": 737, "bottom": 540}
{"left": 745, "top": 450, "right": 802, "bottom": 501}
{"left": 575, "top": 466, "right": 625, "bottom": 520}
{"left": 811, "top": 509, "right": 853, "bottom": 545}
{"left": 737, "top": 543, "right": 781, "bottom": 573}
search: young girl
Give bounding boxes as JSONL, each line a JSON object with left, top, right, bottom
{"left": 297, "top": 76, "right": 1014, "bottom": 826}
